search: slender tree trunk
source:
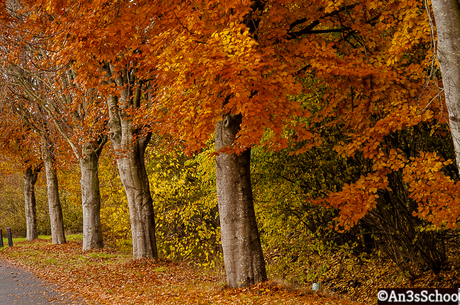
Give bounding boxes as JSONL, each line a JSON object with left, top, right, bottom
{"left": 41, "top": 137, "right": 66, "bottom": 244}
{"left": 24, "top": 165, "right": 40, "bottom": 241}
{"left": 431, "top": 0, "right": 460, "bottom": 173}
{"left": 80, "top": 141, "right": 105, "bottom": 250}
{"left": 215, "top": 114, "right": 267, "bottom": 288}
{"left": 108, "top": 90, "right": 158, "bottom": 259}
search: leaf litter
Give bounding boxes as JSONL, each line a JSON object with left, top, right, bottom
{"left": 0, "top": 239, "right": 359, "bottom": 304}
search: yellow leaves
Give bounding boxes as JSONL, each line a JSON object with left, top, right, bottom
{"left": 369, "top": 187, "right": 378, "bottom": 194}
{"left": 216, "top": 24, "right": 258, "bottom": 58}
{"left": 45, "top": 0, "right": 52, "bottom": 12}
{"left": 145, "top": 146, "right": 221, "bottom": 267}
{"left": 386, "top": 2, "right": 430, "bottom": 65}
{"left": 98, "top": 154, "right": 131, "bottom": 249}
{"left": 325, "top": 0, "right": 344, "bottom": 14}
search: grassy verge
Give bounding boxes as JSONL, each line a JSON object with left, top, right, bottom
{"left": 0, "top": 235, "right": 358, "bottom": 305}
{"left": 1, "top": 234, "right": 82, "bottom": 246}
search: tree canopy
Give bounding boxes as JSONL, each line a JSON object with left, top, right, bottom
{"left": 0, "top": 0, "right": 459, "bottom": 295}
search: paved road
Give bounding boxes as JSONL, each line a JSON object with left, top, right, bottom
{"left": 0, "top": 260, "right": 87, "bottom": 304}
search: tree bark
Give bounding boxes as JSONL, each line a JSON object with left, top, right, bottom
{"left": 432, "top": 0, "right": 460, "bottom": 173}
{"left": 80, "top": 140, "right": 105, "bottom": 250}
{"left": 24, "top": 165, "right": 41, "bottom": 241}
{"left": 107, "top": 89, "right": 158, "bottom": 259}
{"left": 215, "top": 114, "right": 267, "bottom": 288}
{"left": 41, "top": 137, "right": 66, "bottom": 244}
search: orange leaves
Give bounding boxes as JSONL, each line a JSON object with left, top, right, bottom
{"left": 321, "top": 147, "right": 459, "bottom": 232}
{"left": 1, "top": 240, "right": 357, "bottom": 305}
{"left": 402, "top": 152, "right": 460, "bottom": 229}
{"left": 150, "top": 4, "right": 310, "bottom": 153}
{"left": 9, "top": 0, "right": 437, "bottom": 158}
{"left": 325, "top": 0, "right": 346, "bottom": 14}
{"left": 372, "top": 148, "right": 407, "bottom": 172}
{"left": 317, "top": 173, "right": 389, "bottom": 232}
{"left": 335, "top": 104, "right": 434, "bottom": 161}
{"left": 387, "top": 2, "right": 431, "bottom": 65}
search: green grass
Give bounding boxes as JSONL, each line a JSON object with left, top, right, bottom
{"left": 1, "top": 234, "right": 81, "bottom": 248}
{"left": 66, "top": 234, "right": 83, "bottom": 242}
{"left": 154, "top": 266, "right": 167, "bottom": 273}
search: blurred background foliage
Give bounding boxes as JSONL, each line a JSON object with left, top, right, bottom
{"left": 0, "top": 166, "right": 82, "bottom": 237}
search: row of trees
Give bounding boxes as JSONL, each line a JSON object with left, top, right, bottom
{"left": 0, "top": 0, "right": 459, "bottom": 288}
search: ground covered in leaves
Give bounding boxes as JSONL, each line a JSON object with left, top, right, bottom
{"left": 0, "top": 238, "right": 358, "bottom": 305}
{"left": 2, "top": 236, "right": 459, "bottom": 304}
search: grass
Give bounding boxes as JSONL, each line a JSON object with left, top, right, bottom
{"left": 1, "top": 234, "right": 82, "bottom": 246}
{"left": 0, "top": 234, "right": 358, "bottom": 305}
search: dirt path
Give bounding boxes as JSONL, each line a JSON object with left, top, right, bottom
{"left": 0, "top": 259, "right": 88, "bottom": 304}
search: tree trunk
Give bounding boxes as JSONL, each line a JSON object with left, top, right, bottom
{"left": 80, "top": 141, "right": 104, "bottom": 250}
{"left": 108, "top": 90, "right": 158, "bottom": 259}
{"left": 215, "top": 114, "right": 267, "bottom": 288}
{"left": 24, "top": 165, "right": 40, "bottom": 241}
{"left": 432, "top": 0, "right": 460, "bottom": 173}
{"left": 41, "top": 137, "right": 66, "bottom": 244}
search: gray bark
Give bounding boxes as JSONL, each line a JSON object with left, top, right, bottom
{"left": 49, "top": 70, "right": 106, "bottom": 251}
{"left": 41, "top": 137, "right": 66, "bottom": 244}
{"left": 80, "top": 140, "right": 105, "bottom": 250}
{"left": 432, "top": 0, "right": 460, "bottom": 172}
{"left": 215, "top": 114, "right": 267, "bottom": 288}
{"left": 24, "top": 165, "right": 41, "bottom": 241}
{"left": 107, "top": 84, "right": 157, "bottom": 259}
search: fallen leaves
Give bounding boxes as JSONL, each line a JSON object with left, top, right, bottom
{"left": 0, "top": 239, "right": 359, "bottom": 304}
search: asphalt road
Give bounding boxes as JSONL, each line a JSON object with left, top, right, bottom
{"left": 0, "top": 259, "right": 87, "bottom": 304}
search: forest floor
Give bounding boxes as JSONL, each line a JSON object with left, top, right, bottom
{"left": 0, "top": 236, "right": 358, "bottom": 305}
{"left": 1, "top": 235, "right": 459, "bottom": 304}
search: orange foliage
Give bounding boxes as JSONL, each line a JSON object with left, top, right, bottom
{"left": 1, "top": 0, "right": 457, "bottom": 231}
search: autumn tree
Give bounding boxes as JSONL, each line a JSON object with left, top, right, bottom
{"left": 431, "top": 0, "right": 460, "bottom": 172}
{"left": 0, "top": 0, "right": 110, "bottom": 250}
{"left": 0, "top": 81, "right": 67, "bottom": 244}
{"left": 0, "top": 0, "right": 67, "bottom": 244}
{"left": 0, "top": 101, "right": 43, "bottom": 241}
{"left": 16, "top": 67, "right": 108, "bottom": 250}
{"left": 14, "top": 0, "right": 162, "bottom": 258}
{"left": 5, "top": 0, "right": 459, "bottom": 287}
{"left": 144, "top": 0, "right": 459, "bottom": 285}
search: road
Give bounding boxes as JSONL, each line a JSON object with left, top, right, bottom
{"left": 0, "top": 259, "right": 87, "bottom": 304}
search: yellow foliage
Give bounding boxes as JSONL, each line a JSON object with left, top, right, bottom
{"left": 99, "top": 153, "right": 131, "bottom": 251}
{"left": 99, "top": 143, "right": 222, "bottom": 267}
{"left": 148, "top": 143, "right": 222, "bottom": 268}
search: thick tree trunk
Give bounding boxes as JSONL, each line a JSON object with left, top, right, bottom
{"left": 80, "top": 141, "right": 104, "bottom": 250}
{"left": 108, "top": 91, "right": 158, "bottom": 259}
{"left": 115, "top": 138, "right": 157, "bottom": 259}
{"left": 432, "top": 0, "right": 460, "bottom": 173}
{"left": 41, "top": 137, "right": 66, "bottom": 244}
{"left": 24, "top": 165, "right": 40, "bottom": 241}
{"left": 215, "top": 114, "right": 267, "bottom": 288}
